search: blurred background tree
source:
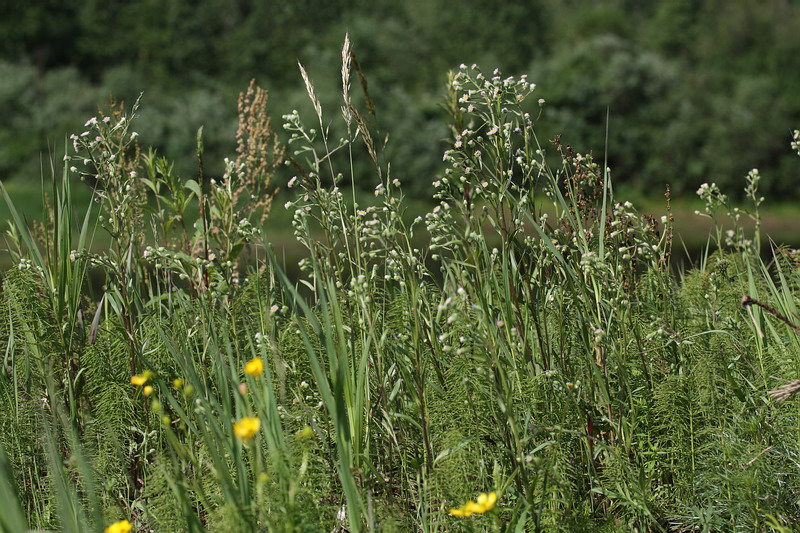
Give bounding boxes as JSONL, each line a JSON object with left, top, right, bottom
{"left": 1, "top": 0, "right": 798, "bottom": 199}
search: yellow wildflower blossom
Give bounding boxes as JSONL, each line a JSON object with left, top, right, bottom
{"left": 474, "top": 491, "right": 497, "bottom": 512}
{"left": 295, "top": 425, "right": 314, "bottom": 439}
{"left": 448, "top": 506, "right": 471, "bottom": 517}
{"left": 244, "top": 357, "right": 264, "bottom": 377}
{"left": 143, "top": 385, "right": 154, "bottom": 396}
{"left": 172, "top": 378, "right": 184, "bottom": 388}
{"left": 234, "top": 417, "right": 260, "bottom": 441}
{"left": 104, "top": 519, "right": 132, "bottom": 533}
{"left": 449, "top": 491, "right": 497, "bottom": 517}
{"left": 130, "top": 370, "right": 154, "bottom": 386}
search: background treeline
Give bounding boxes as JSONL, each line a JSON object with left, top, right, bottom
{"left": 2, "top": 0, "right": 800, "bottom": 198}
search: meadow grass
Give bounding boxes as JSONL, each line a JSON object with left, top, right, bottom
{"left": 4, "top": 178, "right": 800, "bottom": 274}
{"left": 2, "top": 38, "right": 800, "bottom": 532}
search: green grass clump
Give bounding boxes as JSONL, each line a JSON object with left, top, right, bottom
{"left": 2, "top": 37, "right": 800, "bottom": 532}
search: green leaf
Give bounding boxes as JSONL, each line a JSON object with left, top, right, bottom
{"left": 184, "top": 179, "right": 202, "bottom": 199}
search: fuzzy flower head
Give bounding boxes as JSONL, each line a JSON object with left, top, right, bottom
{"left": 104, "top": 520, "right": 132, "bottom": 533}
{"left": 244, "top": 357, "right": 264, "bottom": 377}
{"left": 449, "top": 491, "right": 497, "bottom": 517}
{"left": 234, "top": 417, "right": 260, "bottom": 441}
{"left": 130, "top": 370, "right": 155, "bottom": 386}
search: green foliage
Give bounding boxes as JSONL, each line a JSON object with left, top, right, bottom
{"left": 3, "top": 38, "right": 800, "bottom": 532}
{"left": 3, "top": 1, "right": 800, "bottom": 200}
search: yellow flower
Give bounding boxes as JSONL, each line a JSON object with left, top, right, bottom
{"left": 234, "top": 417, "right": 260, "bottom": 441}
{"left": 448, "top": 506, "right": 472, "bottom": 517}
{"left": 476, "top": 491, "right": 497, "bottom": 512}
{"left": 131, "top": 370, "right": 154, "bottom": 386}
{"left": 244, "top": 357, "right": 264, "bottom": 377}
{"left": 295, "top": 425, "right": 314, "bottom": 439}
{"left": 143, "top": 385, "right": 154, "bottom": 396}
{"left": 172, "top": 378, "right": 184, "bottom": 388}
{"left": 104, "top": 519, "right": 132, "bottom": 533}
{"left": 449, "top": 492, "right": 497, "bottom": 517}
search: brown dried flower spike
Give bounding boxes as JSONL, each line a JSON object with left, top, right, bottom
{"left": 233, "top": 80, "right": 285, "bottom": 222}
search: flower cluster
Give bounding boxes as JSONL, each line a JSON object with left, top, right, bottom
{"left": 695, "top": 170, "right": 764, "bottom": 253}
{"left": 429, "top": 65, "right": 541, "bottom": 257}
{"left": 695, "top": 182, "right": 729, "bottom": 219}
{"left": 70, "top": 99, "right": 144, "bottom": 249}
